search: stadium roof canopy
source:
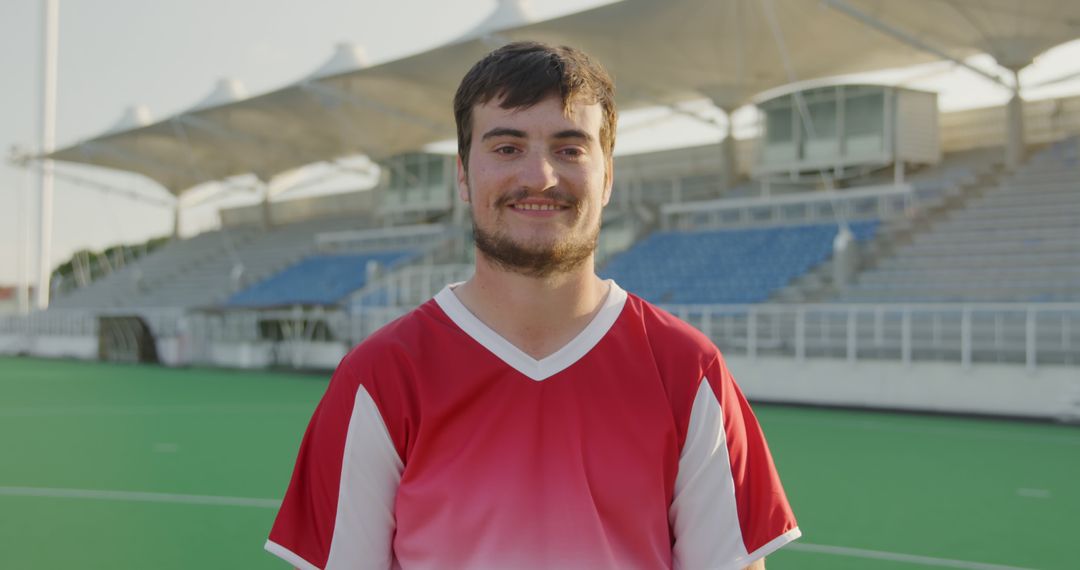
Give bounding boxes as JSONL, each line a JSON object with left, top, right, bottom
{"left": 47, "top": 0, "right": 1080, "bottom": 196}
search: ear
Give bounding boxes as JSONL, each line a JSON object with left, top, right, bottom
{"left": 601, "top": 154, "right": 614, "bottom": 207}
{"left": 456, "top": 154, "right": 470, "bottom": 203}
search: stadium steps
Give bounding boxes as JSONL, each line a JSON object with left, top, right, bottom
{"left": 120, "top": 217, "right": 368, "bottom": 308}
{"left": 933, "top": 213, "right": 1080, "bottom": 233}
{"left": 780, "top": 154, "right": 1008, "bottom": 303}
{"left": 898, "top": 237, "right": 1080, "bottom": 256}
{"left": 837, "top": 136, "right": 1080, "bottom": 303}
{"left": 857, "top": 266, "right": 1080, "bottom": 285}
{"left": 49, "top": 228, "right": 259, "bottom": 309}
{"left": 884, "top": 250, "right": 1080, "bottom": 270}
{"left": 910, "top": 226, "right": 1080, "bottom": 244}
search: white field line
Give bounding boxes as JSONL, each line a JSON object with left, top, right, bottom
{"left": 0, "top": 488, "right": 1046, "bottom": 570}
{"left": 790, "top": 542, "right": 1036, "bottom": 570}
{"left": 0, "top": 403, "right": 313, "bottom": 417}
{"left": 0, "top": 486, "right": 281, "bottom": 509}
{"left": 763, "top": 415, "right": 1080, "bottom": 446}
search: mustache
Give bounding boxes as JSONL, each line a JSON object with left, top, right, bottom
{"left": 494, "top": 187, "right": 578, "bottom": 208}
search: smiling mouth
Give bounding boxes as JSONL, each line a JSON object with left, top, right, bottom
{"left": 511, "top": 203, "right": 567, "bottom": 211}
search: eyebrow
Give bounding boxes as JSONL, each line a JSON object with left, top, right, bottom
{"left": 552, "top": 129, "right": 593, "bottom": 142}
{"left": 480, "top": 127, "right": 527, "bottom": 141}
{"left": 479, "top": 127, "right": 594, "bottom": 142}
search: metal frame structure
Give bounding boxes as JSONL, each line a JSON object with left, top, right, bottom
{"left": 23, "top": 0, "right": 1080, "bottom": 311}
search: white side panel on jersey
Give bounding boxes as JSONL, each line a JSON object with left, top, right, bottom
{"left": 669, "top": 378, "right": 748, "bottom": 570}
{"left": 324, "top": 386, "right": 405, "bottom": 569}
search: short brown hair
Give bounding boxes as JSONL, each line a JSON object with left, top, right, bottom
{"left": 453, "top": 41, "right": 617, "bottom": 170}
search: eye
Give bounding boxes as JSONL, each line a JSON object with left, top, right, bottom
{"left": 494, "top": 145, "right": 520, "bottom": 155}
{"left": 558, "top": 147, "right": 586, "bottom": 159}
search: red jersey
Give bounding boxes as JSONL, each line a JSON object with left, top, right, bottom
{"left": 267, "top": 282, "right": 799, "bottom": 569}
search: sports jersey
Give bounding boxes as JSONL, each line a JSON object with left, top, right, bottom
{"left": 266, "top": 281, "right": 800, "bottom": 569}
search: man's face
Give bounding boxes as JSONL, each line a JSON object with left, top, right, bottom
{"left": 457, "top": 95, "right": 613, "bottom": 277}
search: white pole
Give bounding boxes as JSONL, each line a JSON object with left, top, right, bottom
{"left": 37, "top": 0, "right": 59, "bottom": 310}
{"left": 17, "top": 154, "right": 32, "bottom": 315}
{"left": 1005, "top": 68, "right": 1025, "bottom": 170}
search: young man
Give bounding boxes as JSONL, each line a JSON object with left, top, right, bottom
{"left": 266, "top": 42, "right": 800, "bottom": 570}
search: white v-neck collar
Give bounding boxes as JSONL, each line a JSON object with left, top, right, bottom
{"left": 433, "top": 280, "right": 628, "bottom": 382}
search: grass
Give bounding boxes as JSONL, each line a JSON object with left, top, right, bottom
{"left": 1, "top": 356, "right": 1076, "bottom": 569}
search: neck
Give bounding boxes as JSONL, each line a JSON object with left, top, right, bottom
{"left": 453, "top": 251, "right": 610, "bottom": 359}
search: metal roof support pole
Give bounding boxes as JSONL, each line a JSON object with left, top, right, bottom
{"left": 259, "top": 179, "right": 273, "bottom": 230}
{"left": 257, "top": 169, "right": 302, "bottom": 230}
{"left": 172, "top": 197, "right": 182, "bottom": 240}
{"left": 822, "top": 0, "right": 1010, "bottom": 89}
{"left": 1005, "top": 69, "right": 1025, "bottom": 170}
{"left": 760, "top": 0, "right": 849, "bottom": 236}
{"left": 823, "top": 0, "right": 1023, "bottom": 169}
{"left": 719, "top": 107, "right": 738, "bottom": 192}
{"left": 36, "top": 0, "right": 59, "bottom": 310}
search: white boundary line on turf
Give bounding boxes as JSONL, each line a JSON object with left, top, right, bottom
{"left": 763, "top": 416, "right": 1080, "bottom": 447}
{"left": 790, "top": 542, "right": 1035, "bottom": 570}
{"left": 0, "top": 487, "right": 1044, "bottom": 569}
{"left": 0, "top": 403, "right": 314, "bottom": 417}
{"left": 0, "top": 486, "right": 281, "bottom": 509}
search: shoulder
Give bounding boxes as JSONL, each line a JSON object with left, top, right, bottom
{"left": 324, "top": 301, "right": 448, "bottom": 459}
{"left": 622, "top": 293, "right": 720, "bottom": 369}
{"left": 330, "top": 300, "right": 448, "bottom": 392}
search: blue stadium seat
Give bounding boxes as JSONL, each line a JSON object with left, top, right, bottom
{"left": 224, "top": 251, "right": 417, "bottom": 307}
{"left": 602, "top": 221, "right": 879, "bottom": 304}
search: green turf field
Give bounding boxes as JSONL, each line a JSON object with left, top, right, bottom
{"left": 1, "top": 356, "right": 1076, "bottom": 569}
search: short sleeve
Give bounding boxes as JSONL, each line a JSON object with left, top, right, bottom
{"left": 265, "top": 362, "right": 404, "bottom": 570}
{"left": 669, "top": 354, "right": 800, "bottom": 569}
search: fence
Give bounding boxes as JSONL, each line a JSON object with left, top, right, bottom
{"left": 660, "top": 183, "right": 914, "bottom": 230}
{"left": 665, "top": 303, "right": 1080, "bottom": 370}
{"left": 4, "top": 303, "right": 1079, "bottom": 371}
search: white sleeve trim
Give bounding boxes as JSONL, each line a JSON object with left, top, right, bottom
{"left": 739, "top": 527, "right": 802, "bottom": 567}
{"left": 265, "top": 539, "right": 321, "bottom": 570}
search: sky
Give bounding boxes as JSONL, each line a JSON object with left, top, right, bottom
{"left": 3, "top": 0, "right": 1080, "bottom": 290}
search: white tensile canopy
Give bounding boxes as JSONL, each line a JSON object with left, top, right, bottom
{"left": 47, "top": 0, "right": 1080, "bottom": 201}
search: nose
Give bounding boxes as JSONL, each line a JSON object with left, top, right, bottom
{"left": 517, "top": 151, "right": 558, "bottom": 193}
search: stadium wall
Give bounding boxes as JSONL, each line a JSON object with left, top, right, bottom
{"left": 0, "top": 335, "right": 96, "bottom": 360}
{"left": 732, "top": 356, "right": 1080, "bottom": 422}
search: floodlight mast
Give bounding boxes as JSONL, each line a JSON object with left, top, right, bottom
{"left": 37, "top": 0, "right": 59, "bottom": 310}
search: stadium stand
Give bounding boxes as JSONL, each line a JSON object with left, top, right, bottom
{"left": 48, "top": 227, "right": 260, "bottom": 309}
{"left": 602, "top": 221, "right": 881, "bottom": 304}
{"left": 840, "top": 137, "right": 1080, "bottom": 302}
{"left": 48, "top": 216, "right": 381, "bottom": 309}
{"left": 224, "top": 251, "right": 418, "bottom": 307}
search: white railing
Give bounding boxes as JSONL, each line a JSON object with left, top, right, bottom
{"left": 663, "top": 303, "right": 1080, "bottom": 370}
{"left": 660, "top": 183, "right": 914, "bottom": 230}
{"left": 351, "top": 263, "right": 473, "bottom": 308}
{"left": 4, "top": 303, "right": 1078, "bottom": 371}
{"left": 315, "top": 223, "right": 450, "bottom": 251}
{"left": 0, "top": 309, "right": 99, "bottom": 337}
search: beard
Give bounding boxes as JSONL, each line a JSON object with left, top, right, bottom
{"left": 470, "top": 186, "right": 600, "bottom": 278}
